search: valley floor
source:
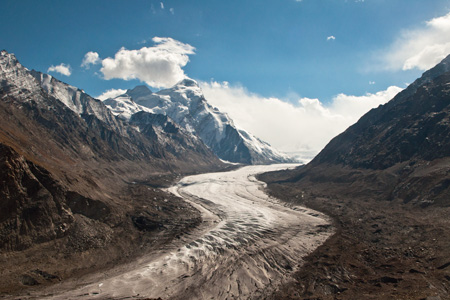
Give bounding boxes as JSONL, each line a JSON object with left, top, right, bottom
{"left": 17, "top": 164, "right": 332, "bottom": 300}
{"left": 260, "top": 174, "right": 450, "bottom": 300}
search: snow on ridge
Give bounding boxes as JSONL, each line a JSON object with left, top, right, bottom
{"left": 237, "top": 127, "right": 293, "bottom": 162}
{"left": 0, "top": 51, "right": 43, "bottom": 99}
{"left": 103, "top": 94, "right": 154, "bottom": 120}
{"left": 35, "top": 72, "right": 85, "bottom": 114}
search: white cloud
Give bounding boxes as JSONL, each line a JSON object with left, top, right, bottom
{"left": 170, "top": 7, "right": 175, "bottom": 15}
{"left": 96, "top": 88, "right": 127, "bottom": 101}
{"left": 381, "top": 11, "right": 450, "bottom": 71}
{"left": 160, "top": 2, "right": 164, "bottom": 9}
{"left": 47, "top": 63, "right": 71, "bottom": 76}
{"left": 327, "top": 35, "right": 336, "bottom": 41}
{"left": 100, "top": 37, "right": 195, "bottom": 88}
{"left": 200, "top": 81, "right": 402, "bottom": 156}
{"left": 81, "top": 51, "right": 100, "bottom": 69}
{"left": 330, "top": 86, "right": 402, "bottom": 117}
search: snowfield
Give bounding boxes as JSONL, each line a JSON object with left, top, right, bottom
{"left": 42, "top": 164, "right": 332, "bottom": 300}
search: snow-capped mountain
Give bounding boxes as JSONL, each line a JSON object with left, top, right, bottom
{"left": 0, "top": 50, "right": 222, "bottom": 171}
{"left": 103, "top": 78, "right": 294, "bottom": 164}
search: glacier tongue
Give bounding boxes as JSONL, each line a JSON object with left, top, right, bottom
{"left": 103, "top": 77, "right": 295, "bottom": 165}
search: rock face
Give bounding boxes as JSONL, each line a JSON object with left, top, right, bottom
{"left": 104, "top": 79, "right": 293, "bottom": 164}
{"left": 267, "top": 54, "right": 450, "bottom": 206}
{"left": 128, "top": 111, "right": 214, "bottom": 161}
{"left": 0, "top": 143, "right": 73, "bottom": 251}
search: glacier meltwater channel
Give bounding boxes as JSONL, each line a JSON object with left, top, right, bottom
{"left": 40, "top": 164, "right": 332, "bottom": 300}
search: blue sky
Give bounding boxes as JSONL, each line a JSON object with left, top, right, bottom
{"left": 2, "top": 0, "right": 450, "bottom": 158}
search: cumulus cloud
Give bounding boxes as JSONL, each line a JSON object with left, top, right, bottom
{"left": 381, "top": 11, "right": 450, "bottom": 71}
{"left": 47, "top": 63, "right": 71, "bottom": 76}
{"left": 327, "top": 35, "right": 336, "bottom": 41}
{"left": 100, "top": 37, "right": 195, "bottom": 88}
{"left": 81, "top": 51, "right": 100, "bottom": 69}
{"left": 96, "top": 88, "right": 127, "bottom": 101}
{"left": 200, "top": 81, "right": 402, "bottom": 157}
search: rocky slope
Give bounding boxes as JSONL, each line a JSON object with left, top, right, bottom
{"left": 0, "top": 50, "right": 224, "bottom": 294}
{"left": 278, "top": 54, "right": 450, "bottom": 206}
{"left": 260, "top": 55, "right": 450, "bottom": 299}
{"left": 104, "top": 79, "right": 293, "bottom": 164}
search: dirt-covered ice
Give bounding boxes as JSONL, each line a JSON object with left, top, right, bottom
{"left": 40, "top": 164, "right": 333, "bottom": 299}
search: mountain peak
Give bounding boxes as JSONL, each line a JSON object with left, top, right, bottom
{"left": 105, "top": 74, "right": 293, "bottom": 164}
{"left": 176, "top": 77, "right": 199, "bottom": 88}
{"left": 129, "top": 85, "right": 152, "bottom": 93}
{"left": 127, "top": 85, "right": 152, "bottom": 99}
{"left": 403, "top": 53, "right": 450, "bottom": 98}
{"left": 423, "top": 53, "right": 450, "bottom": 78}
{"left": 0, "top": 49, "right": 14, "bottom": 58}
{"left": 0, "top": 50, "right": 20, "bottom": 68}
{"left": 0, "top": 49, "right": 40, "bottom": 98}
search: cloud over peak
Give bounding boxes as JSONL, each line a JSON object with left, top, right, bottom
{"left": 47, "top": 63, "right": 71, "bottom": 76}
{"left": 96, "top": 88, "right": 127, "bottom": 101}
{"left": 99, "top": 37, "right": 195, "bottom": 88}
